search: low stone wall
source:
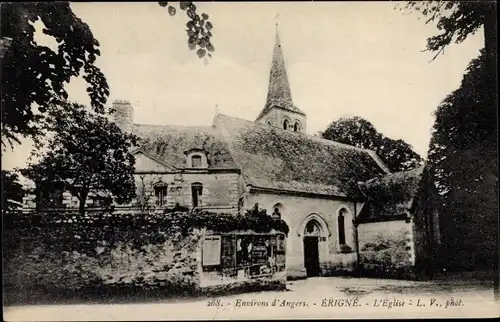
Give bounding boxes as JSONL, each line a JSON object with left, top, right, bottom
{"left": 3, "top": 211, "right": 287, "bottom": 305}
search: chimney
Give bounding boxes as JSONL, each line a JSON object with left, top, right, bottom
{"left": 111, "top": 100, "right": 134, "bottom": 132}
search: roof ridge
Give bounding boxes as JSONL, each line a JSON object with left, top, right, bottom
{"left": 216, "top": 113, "right": 377, "bottom": 153}
{"left": 214, "top": 113, "right": 392, "bottom": 175}
{"left": 134, "top": 123, "right": 213, "bottom": 129}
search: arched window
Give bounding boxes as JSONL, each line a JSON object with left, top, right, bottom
{"left": 191, "top": 182, "right": 203, "bottom": 207}
{"left": 293, "top": 122, "right": 300, "bottom": 132}
{"left": 191, "top": 155, "right": 202, "bottom": 168}
{"left": 305, "top": 219, "right": 321, "bottom": 236}
{"left": 338, "top": 209, "right": 347, "bottom": 245}
{"left": 283, "top": 119, "right": 289, "bottom": 130}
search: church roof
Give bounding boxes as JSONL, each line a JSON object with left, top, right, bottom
{"left": 256, "top": 28, "right": 305, "bottom": 121}
{"left": 213, "top": 114, "right": 389, "bottom": 198}
{"left": 357, "top": 165, "right": 425, "bottom": 222}
{"left": 131, "top": 124, "right": 237, "bottom": 169}
{"left": 131, "top": 114, "right": 390, "bottom": 198}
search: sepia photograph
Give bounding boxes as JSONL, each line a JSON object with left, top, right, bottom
{"left": 1, "top": 1, "right": 499, "bottom": 320}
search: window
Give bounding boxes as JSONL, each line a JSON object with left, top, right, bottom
{"left": 338, "top": 210, "right": 346, "bottom": 245}
{"left": 283, "top": 119, "right": 289, "bottom": 130}
{"left": 154, "top": 184, "right": 168, "bottom": 207}
{"left": 185, "top": 150, "right": 208, "bottom": 168}
{"left": 191, "top": 155, "right": 202, "bottom": 168}
{"left": 191, "top": 182, "right": 203, "bottom": 207}
{"left": 293, "top": 122, "right": 300, "bottom": 132}
{"left": 272, "top": 207, "right": 281, "bottom": 220}
{"left": 305, "top": 220, "right": 321, "bottom": 236}
{"left": 267, "top": 121, "right": 273, "bottom": 126}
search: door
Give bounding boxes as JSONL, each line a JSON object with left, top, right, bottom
{"left": 303, "top": 236, "right": 320, "bottom": 277}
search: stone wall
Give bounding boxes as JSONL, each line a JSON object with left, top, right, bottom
{"left": 3, "top": 216, "right": 202, "bottom": 304}
{"left": 3, "top": 211, "right": 285, "bottom": 305}
{"left": 133, "top": 172, "right": 240, "bottom": 213}
{"left": 245, "top": 192, "right": 360, "bottom": 279}
{"left": 257, "top": 106, "right": 307, "bottom": 133}
{"left": 357, "top": 219, "right": 416, "bottom": 279}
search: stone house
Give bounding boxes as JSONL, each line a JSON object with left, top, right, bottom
{"left": 24, "top": 28, "right": 440, "bottom": 280}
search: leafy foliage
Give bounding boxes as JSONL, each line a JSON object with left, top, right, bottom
{"left": 399, "top": 1, "right": 497, "bottom": 61}
{"left": 1, "top": 2, "right": 109, "bottom": 149}
{"left": 1, "top": 2, "right": 216, "bottom": 150}
{"left": 427, "top": 49, "right": 498, "bottom": 270}
{"left": 398, "top": 1, "right": 497, "bottom": 272}
{"left": 1, "top": 170, "right": 25, "bottom": 212}
{"left": 4, "top": 205, "right": 289, "bottom": 258}
{"left": 158, "top": 2, "right": 215, "bottom": 59}
{"left": 321, "top": 116, "right": 423, "bottom": 172}
{"left": 20, "top": 103, "right": 139, "bottom": 214}
{"left": 360, "top": 231, "right": 414, "bottom": 279}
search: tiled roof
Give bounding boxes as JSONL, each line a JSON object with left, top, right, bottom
{"left": 213, "top": 114, "right": 388, "bottom": 197}
{"left": 132, "top": 124, "right": 237, "bottom": 169}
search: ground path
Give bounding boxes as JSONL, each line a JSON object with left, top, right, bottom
{"left": 4, "top": 277, "right": 499, "bottom": 320}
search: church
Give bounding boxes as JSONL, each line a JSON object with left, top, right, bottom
{"left": 21, "top": 27, "right": 440, "bottom": 280}
{"left": 107, "top": 28, "right": 441, "bottom": 280}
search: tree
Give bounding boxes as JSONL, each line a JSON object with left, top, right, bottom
{"left": 21, "top": 103, "right": 138, "bottom": 215}
{"left": 399, "top": 1, "right": 497, "bottom": 122}
{"left": 1, "top": 170, "right": 24, "bottom": 212}
{"left": 321, "top": 116, "right": 423, "bottom": 172}
{"left": 1, "top": 2, "right": 108, "bottom": 149}
{"left": 1, "top": 2, "right": 215, "bottom": 150}
{"left": 427, "top": 49, "right": 498, "bottom": 271}
{"left": 400, "top": 1, "right": 496, "bottom": 62}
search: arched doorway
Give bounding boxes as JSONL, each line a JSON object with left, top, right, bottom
{"left": 303, "top": 219, "right": 323, "bottom": 277}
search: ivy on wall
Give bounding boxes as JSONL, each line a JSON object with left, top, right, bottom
{"left": 4, "top": 205, "right": 289, "bottom": 258}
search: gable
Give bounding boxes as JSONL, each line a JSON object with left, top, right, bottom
{"left": 133, "top": 150, "right": 176, "bottom": 172}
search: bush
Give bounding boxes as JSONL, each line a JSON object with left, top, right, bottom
{"left": 360, "top": 231, "right": 414, "bottom": 279}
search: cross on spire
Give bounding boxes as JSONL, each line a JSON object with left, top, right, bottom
{"left": 275, "top": 13, "right": 280, "bottom": 34}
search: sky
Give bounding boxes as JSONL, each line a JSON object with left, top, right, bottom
{"left": 3, "top": 2, "right": 484, "bottom": 172}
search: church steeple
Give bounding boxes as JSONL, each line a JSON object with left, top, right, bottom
{"left": 256, "top": 21, "right": 306, "bottom": 133}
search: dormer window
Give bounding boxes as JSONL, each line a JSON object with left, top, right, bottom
{"left": 191, "top": 155, "right": 202, "bottom": 168}
{"left": 184, "top": 148, "right": 209, "bottom": 168}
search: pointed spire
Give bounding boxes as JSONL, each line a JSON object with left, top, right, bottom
{"left": 257, "top": 20, "right": 304, "bottom": 121}
{"left": 266, "top": 23, "right": 294, "bottom": 109}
